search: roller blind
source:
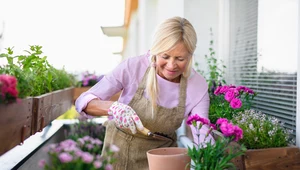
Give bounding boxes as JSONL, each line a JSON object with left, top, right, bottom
{"left": 226, "top": 0, "right": 297, "bottom": 136}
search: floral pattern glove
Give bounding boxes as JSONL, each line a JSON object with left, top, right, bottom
{"left": 108, "top": 101, "right": 144, "bottom": 134}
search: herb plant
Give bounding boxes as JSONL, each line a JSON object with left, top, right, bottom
{"left": 0, "top": 45, "right": 75, "bottom": 98}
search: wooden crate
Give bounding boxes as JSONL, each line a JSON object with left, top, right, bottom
{"left": 244, "top": 146, "right": 300, "bottom": 170}
{"left": 31, "top": 87, "right": 74, "bottom": 134}
{"left": 0, "top": 98, "right": 33, "bottom": 156}
{"left": 73, "top": 87, "right": 90, "bottom": 103}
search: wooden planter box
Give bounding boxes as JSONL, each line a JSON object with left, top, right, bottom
{"left": 244, "top": 146, "right": 300, "bottom": 170}
{"left": 31, "top": 87, "right": 74, "bottom": 134}
{"left": 73, "top": 87, "right": 91, "bottom": 103}
{"left": 0, "top": 98, "right": 33, "bottom": 156}
{"left": 185, "top": 124, "right": 300, "bottom": 170}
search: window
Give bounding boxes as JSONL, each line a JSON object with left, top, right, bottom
{"left": 226, "top": 0, "right": 298, "bottom": 139}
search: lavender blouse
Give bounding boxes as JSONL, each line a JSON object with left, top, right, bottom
{"left": 75, "top": 52, "right": 212, "bottom": 144}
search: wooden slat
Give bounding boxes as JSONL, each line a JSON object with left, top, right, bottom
{"left": 0, "top": 98, "right": 33, "bottom": 156}
{"left": 244, "top": 147, "right": 300, "bottom": 170}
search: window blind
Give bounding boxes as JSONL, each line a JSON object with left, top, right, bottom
{"left": 226, "top": 0, "right": 297, "bottom": 136}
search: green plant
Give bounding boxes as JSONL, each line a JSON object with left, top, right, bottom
{"left": 186, "top": 115, "right": 246, "bottom": 170}
{"left": 194, "top": 28, "right": 226, "bottom": 94}
{"left": 232, "top": 109, "right": 294, "bottom": 149}
{"left": 209, "top": 85, "right": 256, "bottom": 123}
{"left": 0, "top": 45, "right": 75, "bottom": 98}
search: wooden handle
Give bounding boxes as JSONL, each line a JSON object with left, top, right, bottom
{"left": 138, "top": 127, "right": 151, "bottom": 136}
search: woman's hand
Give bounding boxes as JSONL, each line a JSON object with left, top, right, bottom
{"left": 108, "top": 101, "right": 144, "bottom": 134}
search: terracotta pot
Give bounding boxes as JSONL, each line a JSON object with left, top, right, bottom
{"left": 147, "top": 147, "right": 191, "bottom": 170}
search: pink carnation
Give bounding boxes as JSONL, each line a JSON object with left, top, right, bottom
{"left": 230, "top": 98, "right": 242, "bottom": 109}
{"left": 224, "top": 89, "right": 235, "bottom": 102}
{"left": 219, "top": 86, "right": 230, "bottom": 94}
{"left": 216, "top": 118, "right": 228, "bottom": 125}
{"left": 214, "top": 86, "right": 222, "bottom": 95}
{"left": 219, "top": 122, "right": 235, "bottom": 137}
{"left": 233, "top": 125, "right": 243, "bottom": 141}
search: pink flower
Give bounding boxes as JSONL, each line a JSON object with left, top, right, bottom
{"left": 210, "top": 123, "right": 217, "bottom": 130}
{"left": 224, "top": 89, "right": 235, "bottom": 102}
{"left": 233, "top": 125, "right": 243, "bottom": 141}
{"left": 81, "top": 152, "right": 94, "bottom": 163}
{"left": 214, "top": 86, "right": 222, "bottom": 95}
{"left": 219, "top": 86, "right": 230, "bottom": 94}
{"left": 230, "top": 98, "right": 242, "bottom": 109}
{"left": 216, "top": 118, "right": 228, "bottom": 125}
{"left": 186, "top": 114, "right": 201, "bottom": 125}
{"left": 219, "top": 122, "right": 235, "bottom": 137}
{"left": 59, "top": 152, "right": 73, "bottom": 163}
{"left": 38, "top": 159, "right": 46, "bottom": 168}
{"left": 93, "top": 160, "right": 103, "bottom": 169}
{"left": 105, "top": 164, "right": 113, "bottom": 170}
{"left": 186, "top": 114, "right": 209, "bottom": 126}
{"left": 110, "top": 144, "right": 120, "bottom": 152}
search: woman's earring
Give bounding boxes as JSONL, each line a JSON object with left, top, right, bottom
{"left": 151, "top": 62, "right": 156, "bottom": 68}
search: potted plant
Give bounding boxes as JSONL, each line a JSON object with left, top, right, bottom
{"left": 0, "top": 45, "right": 76, "bottom": 155}
{"left": 232, "top": 109, "right": 300, "bottom": 169}
{"left": 186, "top": 115, "right": 246, "bottom": 170}
{"left": 73, "top": 71, "right": 103, "bottom": 103}
{"left": 38, "top": 117, "right": 119, "bottom": 170}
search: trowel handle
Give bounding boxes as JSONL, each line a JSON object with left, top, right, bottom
{"left": 138, "top": 127, "right": 151, "bottom": 136}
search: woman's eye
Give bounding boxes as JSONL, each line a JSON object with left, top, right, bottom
{"left": 177, "top": 58, "right": 185, "bottom": 61}
{"left": 162, "top": 55, "right": 168, "bottom": 59}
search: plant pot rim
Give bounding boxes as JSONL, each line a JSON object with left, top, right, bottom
{"left": 147, "top": 147, "right": 188, "bottom": 158}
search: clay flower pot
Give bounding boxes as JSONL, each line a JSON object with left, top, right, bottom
{"left": 147, "top": 147, "right": 191, "bottom": 170}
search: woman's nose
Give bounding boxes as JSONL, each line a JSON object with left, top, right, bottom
{"left": 167, "top": 59, "right": 176, "bottom": 68}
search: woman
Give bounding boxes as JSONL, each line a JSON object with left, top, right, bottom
{"left": 75, "top": 16, "right": 213, "bottom": 170}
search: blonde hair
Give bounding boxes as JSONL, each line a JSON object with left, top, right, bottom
{"left": 146, "top": 16, "right": 197, "bottom": 115}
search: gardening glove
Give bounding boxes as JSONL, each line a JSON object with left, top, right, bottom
{"left": 108, "top": 101, "right": 144, "bottom": 134}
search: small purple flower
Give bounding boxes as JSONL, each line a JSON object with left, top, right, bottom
{"left": 86, "top": 144, "right": 94, "bottom": 150}
{"left": 38, "top": 159, "right": 46, "bottom": 168}
{"left": 59, "top": 152, "right": 73, "bottom": 163}
{"left": 83, "top": 136, "right": 91, "bottom": 141}
{"left": 60, "top": 139, "right": 77, "bottom": 148}
{"left": 105, "top": 164, "right": 113, "bottom": 170}
{"left": 81, "top": 152, "right": 94, "bottom": 163}
{"left": 110, "top": 144, "right": 120, "bottom": 152}
{"left": 93, "top": 160, "right": 103, "bottom": 169}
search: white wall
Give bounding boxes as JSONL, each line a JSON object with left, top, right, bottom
{"left": 184, "top": 0, "right": 221, "bottom": 73}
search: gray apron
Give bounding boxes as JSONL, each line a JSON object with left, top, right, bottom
{"left": 102, "top": 67, "right": 187, "bottom": 170}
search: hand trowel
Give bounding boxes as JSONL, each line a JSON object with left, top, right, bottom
{"left": 139, "top": 127, "right": 173, "bottom": 142}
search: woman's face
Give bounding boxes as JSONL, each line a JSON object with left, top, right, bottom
{"left": 156, "top": 42, "right": 191, "bottom": 83}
